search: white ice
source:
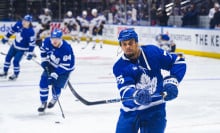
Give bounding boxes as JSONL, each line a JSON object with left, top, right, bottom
{"left": 0, "top": 41, "right": 220, "bottom": 133}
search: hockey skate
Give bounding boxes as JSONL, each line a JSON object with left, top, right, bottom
{"left": 92, "top": 43, "right": 96, "bottom": 50}
{"left": 38, "top": 102, "right": 47, "bottom": 112}
{"left": 47, "top": 98, "right": 57, "bottom": 109}
{"left": 8, "top": 74, "right": 18, "bottom": 80}
{"left": 0, "top": 72, "right": 7, "bottom": 78}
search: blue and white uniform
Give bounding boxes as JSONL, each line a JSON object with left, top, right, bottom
{"left": 114, "top": 45, "right": 186, "bottom": 112}
{"left": 0, "top": 15, "right": 35, "bottom": 79}
{"left": 113, "top": 44, "right": 186, "bottom": 132}
{"left": 7, "top": 21, "right": 35, "bottom": 51}
{"left": 39, "top": 37, "right": 75, "bottom": 103}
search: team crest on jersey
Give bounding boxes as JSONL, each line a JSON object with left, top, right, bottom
{"left": 50, "top": 54, "right": 60, "bottom": 64}
{"left": 136, "top": 74, "right": 157, "bottom": 95}
{"left": 132, "top": 66, "right": 138, "bottom": 70}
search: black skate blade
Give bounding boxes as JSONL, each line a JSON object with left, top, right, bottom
{"left": 0, "top": 78, "right": 17, "bottom": 82}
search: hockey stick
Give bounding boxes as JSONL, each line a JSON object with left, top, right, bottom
{"left": 68, "top": 81, "right": 166, "bottom": 106}
{"left": 44, "top": 67, "right": 65, "bottom": 119}
{"left": 30, "top": 56, "right": 41, "bottom": 65}
{"left": 0, "top": 50, "right": 38, "bottom": 60}
{"left": 51, "top": 84, "right": 65, "bottom": 119}
{"left": 67, "top": 81, "right": 133, "bottom": 105}
{"left": 0, "top": 51, "right": 6, "bottom": 55}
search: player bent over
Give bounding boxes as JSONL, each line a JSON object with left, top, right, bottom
{"left": 113, "top": 28, "right": 186, "bottom": 133}
{"left": 0, "top": 15, "right": 35, "bottom": 80}
{"left": 155, "top": 33, "right": 185, "bottom": 59}
{"left": 38, "top": 29, "right": 75, "bottom": 112}
{"left": 155, "top": 34, "right": 176, "bottom": 52}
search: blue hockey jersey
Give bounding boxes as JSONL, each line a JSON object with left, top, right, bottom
{"left": 40, "top": 38, "right": 75, "bottom": 75}
{"left": 113, "top": 45, "right": 186, "bottom": 113}
{"left": 6, "top": 21, "right": 35, "bottom": 52}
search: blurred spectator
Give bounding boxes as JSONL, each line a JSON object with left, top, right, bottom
{"left": 2, "top": 13, "right": 13, "bottom": 21}
{"left": 156, "top": 8, "right": 169, "bottom": 26}
{"left": 126, "top": 10, "right": 133, "bottom": 25}
{"left": 3, "top": 0, "right": 220, "bottom": 28}
{"left": 173, "top": 2, "right": 182, "bottom": 16}
{"left": 131, "top": 4, "right": 137, "bottom": 24}
{"left": 212, "top": 5, "right": 220, "bottom": 29}
{"left": 150, "top": 4, "right": 158, "bottom": 26}
{"left": 208, "top": 2, "right": 220, "bottom": 29}
{"left": 199, "top": 6, "right": 208, "bottom": 15}
{"left": 113, "top": 11, "right": 125, "bottom": 25}
{"left": 181, "top": 3, "right": 198, "bottom": 27}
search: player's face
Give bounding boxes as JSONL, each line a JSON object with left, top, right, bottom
{"left": 51, "top": 38, "right": 62, "bottom": 48}
{"left": 120, "top": 39, "right": 140, "bottom": 59}
{"left": 83, "top": 14, "right": 87, "bottom": 18}
{"left": 22, "top": 20, "right": 30, "bottom": 28}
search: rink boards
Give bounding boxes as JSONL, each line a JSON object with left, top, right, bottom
{"left": 0, "top": 22, "right": 220, "bottom": 58}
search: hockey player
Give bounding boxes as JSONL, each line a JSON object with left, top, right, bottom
{"left": 113, "top": 28, "right": 186, "bottom": 133}
{"left": 38, "top": 29, "right": 75, "bottom": 112}
{"left": 76, "top": 10, "right": 90, "bottom": 49}
{"left": 63, "top": 11, "right": 80, "bottom": 43}
{"left": 90, "top": 8, "right": 106, "bottom": 50}
{"left": 36, "top": 8, "right": 52, "bottom": 47}
{"left": 155, "top": 33, "right": 176, "bottom": 52}
{"left": 0, "top": 14, "right": 35, "bottom": 80}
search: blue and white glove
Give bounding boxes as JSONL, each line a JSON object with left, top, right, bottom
{"left": 48, "top": 72, "right": 58, "bottom": 85}
{"left": 163, "top": 76, "right": 179, "bottom": 101}
{"left": 26, "top": 52, "right": 33, "bottom": 60}
{"left": 41, "top": 61, "right": 49, "bottom": 70}
{"left": 1, "top": 37, "right": 8, "bottom": 44}
{"left": 133, "top": 89, "right": 152, "bottom": 105}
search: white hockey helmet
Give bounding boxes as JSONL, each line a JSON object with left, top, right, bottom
{"left": 67, "top": 11, "right": 72, "bottom": 17}
{"left": 44, "top": 8, "right": 50, "bottom": 13}
{"left": 82, "top": 10, "right": 87, "bottom": 17}
{"left": 91, "top": 8, "right": 98, "bottom": 16}
{"left": 214, "top": 3, "right": 220, "bottom": 8}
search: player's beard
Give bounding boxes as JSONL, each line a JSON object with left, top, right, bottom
{"left": 125, "top": 53, "right": 135, "bottom": 59}
{"left": 124, "top": 47, "right": 140, "bottom": 60}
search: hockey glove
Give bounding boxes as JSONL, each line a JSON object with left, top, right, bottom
{"left": 41, "top": 61, "right": 49, "bottom": 70}
{"left": 163, "top": 76, "right": 179, "bottom": 101}
{"left": 48, "top": 72, "right": 58, "bottom": 85}
{"left": 1, "top": 37, "right": 8, "bottom": 44}
{"left": 133, "top": 89, "right": 152, "bottom": 105}
{"left": 26, "top": 53, "right": 33, "bottom": 60}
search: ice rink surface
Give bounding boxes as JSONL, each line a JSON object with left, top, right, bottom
{"left": 0, "top": 41, "right": 220, "bottom": 133}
